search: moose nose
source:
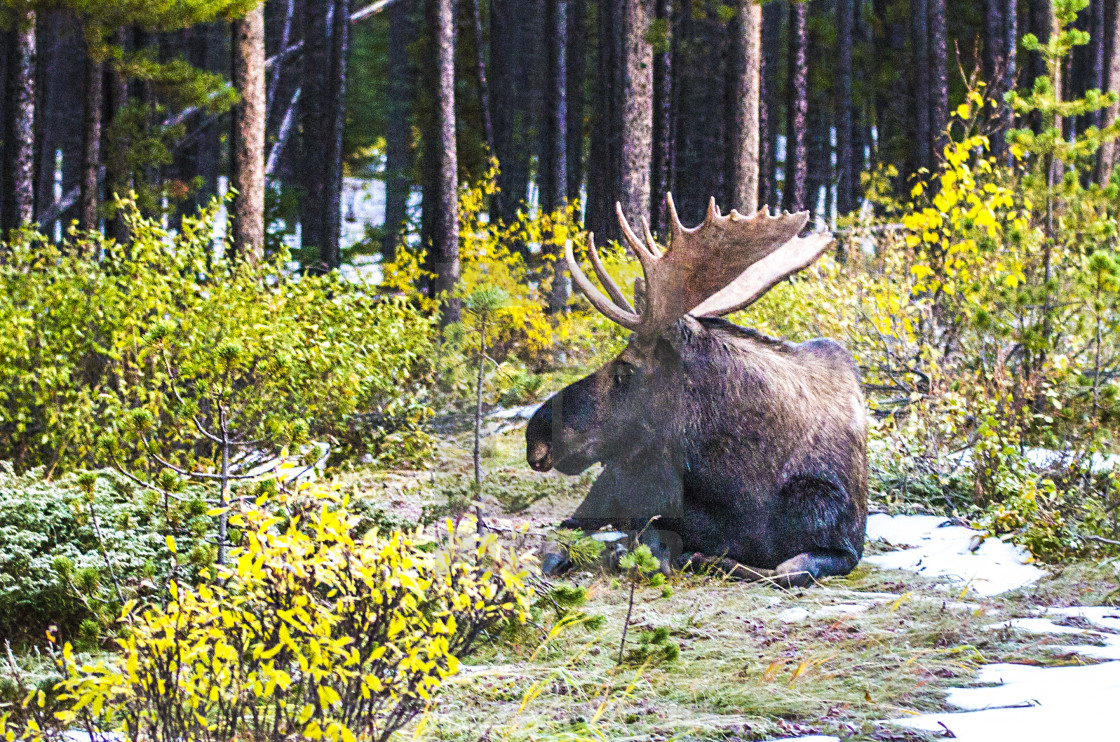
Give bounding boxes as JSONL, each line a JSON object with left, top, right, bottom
{"left": 527, "top": 442, "right": 553, "bottom": 471}
{"left": 525, "top": 399, "right": 555, "bottom": 471}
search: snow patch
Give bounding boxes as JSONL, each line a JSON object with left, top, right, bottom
{"left": 891, "top": 604, "right": 1120, "bottom": 741}
{"left": 865, "top": 513, "right": 1045, "bottom": 596}
{"left": 488, "top": 403, "right": 542, "bottom": 420}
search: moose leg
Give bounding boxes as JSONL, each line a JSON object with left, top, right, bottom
{"left": 678, "top": 549, "right": 857, "bottom": 588}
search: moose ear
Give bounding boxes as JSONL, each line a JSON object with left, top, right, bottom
{"left": 661, "top": 315, "right": 703, "bottom": 358}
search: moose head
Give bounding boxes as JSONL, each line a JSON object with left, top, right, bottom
{"left": 527, "top": 194, "right": 831, "bottom": 480}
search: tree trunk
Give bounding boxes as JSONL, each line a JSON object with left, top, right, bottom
{"left": 1099, "top": 0, "right": 1120, "bottom": 182}
{"left": 541, "top": 0, "right": 568, "bottom": 216}
{"left": 383, "top": 0, "right": 414, "bottom": 260}
{"left": 783, "top": 0, "right": 808, "bottom": 213}
{"left": 983, "top": 0, "right": 1007, "bottom": 158}
{"left": 542, "top": 0, "right": 569, "bottom": 312}
{"left": 726, "top": 0, "right": 762, "bottom": 214}
{"left": 1089, "top": 0, "right": 1105, "bottom": 130}
{"left": 650, "top": 0, "right": 673, "bottom": 232}
{"left": 834, "top": 0, "right": 856, "bottom": 216}
{"left": 469, "top": 0, "right": 495, "bottom": 155}
{"left": 79, "top": 46, "right": 103, "bottom": 232}
{"left": 323, "top": 0, "right": 350, "bottom": 268}
{"left": 566, "top": 0, "right": 586, "bottom": 209}
{"left": 106, "top": 28, "right": 130, "bottom": 244}
{"left": 426, "top": 0, "right": 461, "bottom": 324}
{"left": 490, "top": 0, "right": 536, "bottom": 225}
{"left": 300, "top": 0, "right": 332, "bottom": 265}
{"left": 586, "top": 0, "right": 623, "bottom": 239}
{"left": 929, "top": 0, "right": 949, "bottom": 165}
{"left": 912, "top": 0, "right": 931, "bottom": 173}
{"left": 232, "top": 2, "right": 267, "bottom": 264}
{"left": 620, "top": 0, "right": 653, "bottom": 222}
{"left": 2, "top": 8, "right": 37, "bottom": 232}
{"left": 759, "top": 0, "right": 781, "bottom": 210}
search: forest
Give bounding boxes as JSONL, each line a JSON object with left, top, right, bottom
{"left": 1, "top": 1, "right": 1120, "bottom": 741}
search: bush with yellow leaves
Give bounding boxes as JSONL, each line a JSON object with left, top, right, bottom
{"left": 1, "top": 489, "right": 535, "bottom": 742}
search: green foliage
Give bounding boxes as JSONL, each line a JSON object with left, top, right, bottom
{"left": 0, "top": 464, "right": 213, "bottom": 643}
{"left": 0, "top": 199, "right": 435, "bottom": 474}
{"left": 551, "top": 528, "right": 606, "bottom": 568}
{"left": 625, "top": 625, "right": 681, "bottom": 666}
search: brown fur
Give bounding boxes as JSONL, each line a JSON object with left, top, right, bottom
{"left": 526, "top": 316, "right": 868, "bottom": 587}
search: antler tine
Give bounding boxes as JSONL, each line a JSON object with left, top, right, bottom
{"left": 587, "top": 232, "right": 636, "bottom": 313}
{"left": 615, "top": 202, "right": 657, "bottom": 264}
{"left": 640, "top": 217, "right": 662, "bottom": 258}
{"left": 566, "top": 235, "right": 642, "bottom": 328}
{"left": 666, "top": 192, "right": 686, "bottom": 246}
{"left": 706, "top": 197, "right": 720, "bottom": 223}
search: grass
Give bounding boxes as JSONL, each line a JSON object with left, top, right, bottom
{"left": 4, "top": 416, "right": 1117, "bottom": 742}
{"left": 357, "top": 421, "right": 1120, "bottom": 742}
{"left": 417, "top": 560, "right": 1119, "bottom": 742}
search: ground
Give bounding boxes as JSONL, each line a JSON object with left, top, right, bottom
{"left": 339, "top": 419, "right": 1120, "bottom": 742}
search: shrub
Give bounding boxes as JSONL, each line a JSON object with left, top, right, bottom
{"left": 0, "top": 199, "right": 435, "bottom": 474}
{"left": 0, "top": 464, "right": 212, "bottom": 643}
{"left": 2, "top": 489, "right": 536, "bottom": 742}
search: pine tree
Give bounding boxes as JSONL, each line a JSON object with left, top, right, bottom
{"left": 726, "top": 0, "right": 762, "bottom": 213}
{"left": 231, "top": 1, "right": 266, "bottom": 264}
{"left": 2, "top": 5, "right": 36, "bottom": 233}
{"left": 620, "top": 0, "right": 653, "bottom": 222}
{"left": 784, "top": 0, "right": 808, "bottom": 213}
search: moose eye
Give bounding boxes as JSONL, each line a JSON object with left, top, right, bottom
{"left": 613, "top": 363, "right": 635, "bottom": 389}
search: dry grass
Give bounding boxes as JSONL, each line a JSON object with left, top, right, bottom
{"left": 329, "top": 421, "right": 1120, "bottom": 742}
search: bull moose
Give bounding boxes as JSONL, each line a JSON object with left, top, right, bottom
{"left": 525, "top": 194, "right": 867, "bottom": 587}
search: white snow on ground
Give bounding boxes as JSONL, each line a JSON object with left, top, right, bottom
{"left": 891, "top": 604, "right": 1120, "bottom": 741}
{"left": 865, "top": 513, "right": 1045, "bottom": 596}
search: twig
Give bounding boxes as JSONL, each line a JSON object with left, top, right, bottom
{"left": 1086, "top": 534, "right": 1120, "bottom": 547}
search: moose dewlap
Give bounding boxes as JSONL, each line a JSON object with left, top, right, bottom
{"left": 526, "top": 194, "right": 868, "bottom": 588}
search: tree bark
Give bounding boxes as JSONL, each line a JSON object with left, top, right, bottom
{"left": 541, "top": 0, "right": 568, "bottom": 217}
{"left": 726, "top": 0, "right": 762, "bottom": 214}
{"left": 759, "top": 0, "right": 781, "bottom": 209}
{"left": 79, "top": 43, "right": 103, "bottom": 232}
{"left": 300, "top": 0, "right": 332, "bottom": 264}
{"left": 490, "top": 0, "right": 536, "bottom": 225}
{"left": 324, "top": 0, "right": 350, "bottom": 268}
{"left": 912, "top": 0, "right": 931, "bottom": 173}
{"left": 1100, "top": 0, "right": 1120, "bottom": 182}
{"left": 586, "top": 0, "right": 623, "bottom": 239}
{"left": 426, "top": 0, "right": 461, "bottom": 323}
{"left": 566, "top": 0, "right": 586, "bottom": 209}
{"left": 650, "top": 0, "right": 673, "bottom": 232}
{"left": 469, "top": 0, "right": 495, "bottom": 155}
{"left": 834, "top": 0, "right": 855, "bottom": 215}
{"left": 542, "top": 0, "right": 569, "bottom": 312}
{"left": 983, "top": 0, "right": 1007, "bottom": 158}
{"left": 383, "top": 0, "right": 414, "bottom": 260}
{"left": 783, "top": 0, "right": 808, "bottom": 213}
{"left": 619, "top": 0, "right": 653, "bottom": 222}
{"left": 106, "top": 28, "right": 130, "bottom": 244}
{"left": 231, "top": 2, "right": 267, "bottom": 264}
{"left": 930, "top": 0, "right": 949, "bottom": 165}
{"left": 1089, "top": 0, "right": 1105, "bottom": 130}
{"left": 2, "top": 8, "right": 37, "bottom": 232}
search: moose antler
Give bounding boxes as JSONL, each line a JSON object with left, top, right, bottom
{"left": 567, "top": 193, "right": 830, "bottom": 336}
